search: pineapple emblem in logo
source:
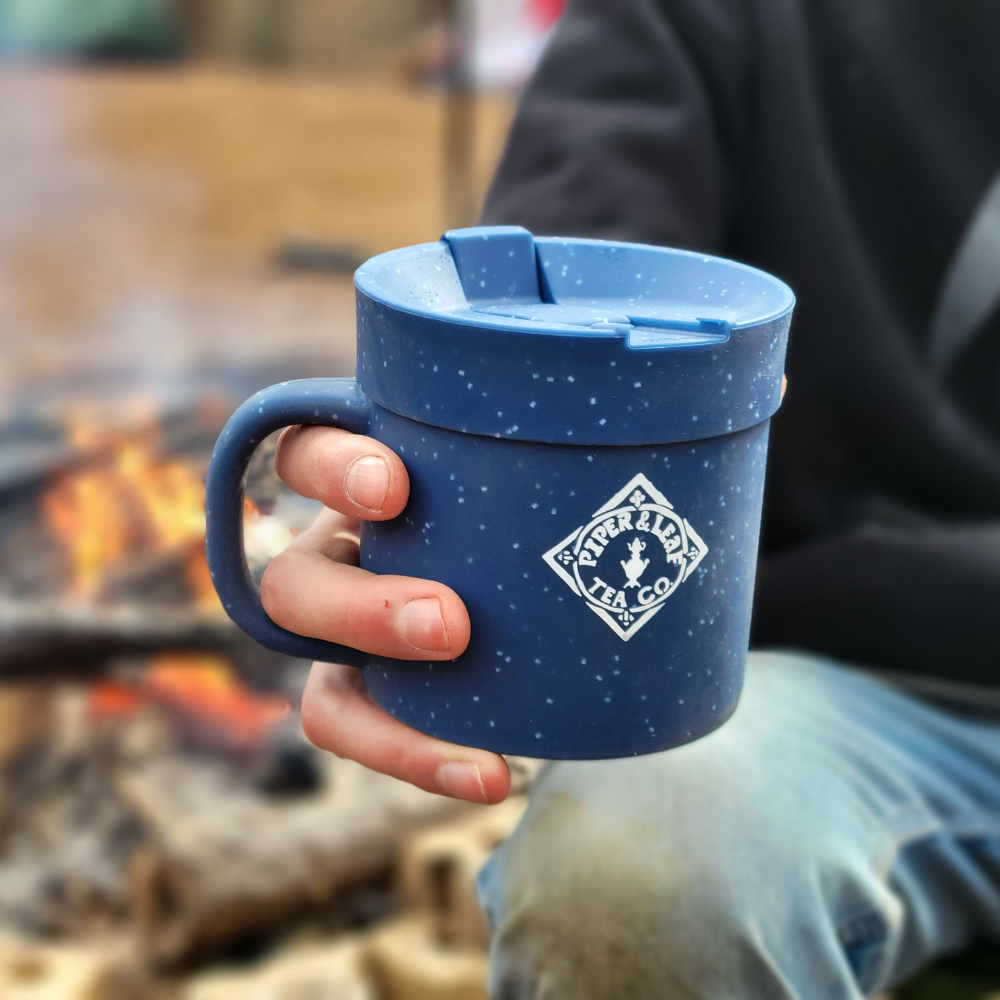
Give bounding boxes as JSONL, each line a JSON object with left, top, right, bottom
{"left": 542, "top": 473, "right": 709, "bottom": 641}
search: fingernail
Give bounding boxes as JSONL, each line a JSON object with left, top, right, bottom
{"left": 345, "top": 455, "right": 389, "bottom": 512}
{"left": 394, "top": 598, "right": 450, "bottom": 652}
{"left": 437, "top": 761, "right": 487, "bottom": 801}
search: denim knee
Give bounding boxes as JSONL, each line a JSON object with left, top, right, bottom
{"left": 477, "top": 653, "right": 918, "bottom": 1000}
{"left": 478, "top": 774, "right": 838, "bottom": 997}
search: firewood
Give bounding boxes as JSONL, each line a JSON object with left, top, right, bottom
{"left": 0, "top": 936, "right": 154, "bottom": 1000}
{"left": 181, "top": 937, "right": 374, "bottom": 1000}
{"left": 0, "top": 439, "right": 82, "bottom": 498}
{"left": 122, "top": 754, "right": 470, "bottom": 968}
{"left": 0, "top": 600, "right": 247, "bottom": 679}
{"left": 398, "top": 797, "right": 527, "bottom": 948}
{"left": 366, "top": 915, "right": 488, "bottom": 1000}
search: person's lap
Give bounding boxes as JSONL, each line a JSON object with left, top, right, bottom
{"left": 478, "top": 651, "right": 1000, "bottom": 999}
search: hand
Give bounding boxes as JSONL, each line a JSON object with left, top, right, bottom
{"left": 260, "top": 425, "right": 511, "bottom": 803}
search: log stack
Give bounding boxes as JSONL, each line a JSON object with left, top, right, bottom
{"left": 173, "top": 794, "right": 529, "bottom": 1000}
{"left": 0, "top": 679, "right": 538, "bottom": 998}
{"left": 125, "top": 753, "right": 470, "bottom": 967}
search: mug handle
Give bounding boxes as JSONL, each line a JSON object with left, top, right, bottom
{"left": 205, "top": 378, "right": 371, "bottom": 666}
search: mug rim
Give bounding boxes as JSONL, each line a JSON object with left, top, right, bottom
{"left": 354, "top": 234, "right": 795, "bottom": 337}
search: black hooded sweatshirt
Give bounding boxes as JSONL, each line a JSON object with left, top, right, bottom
{"left": 481, "top": 0, "right": 1000, "bottom": 691}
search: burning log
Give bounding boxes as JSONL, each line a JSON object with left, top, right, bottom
{"left": 123, "top": 754, "right": 471, "bottom": 968}
{"left": 0, "top": 410, "right": 310, "bottom": 682}
{"left": 0, "top": 599, "right": 248, "bottom": 680}
{"left": 0, "top": 438, "right": 83, "bottom": 498}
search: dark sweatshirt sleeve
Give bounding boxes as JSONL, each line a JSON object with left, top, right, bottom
{"left": 480, "top": 0, "right": 1000, "bottom": 690}
{"left": 480, "top": 0, "right": 751, "bottom": 253}
{"left": 752, "top": 517, "right": 1000, "bottom": 687}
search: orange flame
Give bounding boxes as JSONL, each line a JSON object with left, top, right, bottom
{"left": 45, "top": 412, "right": 292, "bottom": 749}
{"left": 41, "top": 424, "right": 221, "bottom": 609}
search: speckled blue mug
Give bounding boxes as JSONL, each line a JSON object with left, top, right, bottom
{"left": 206, "top": 227, "right": 793, "bottom": 758}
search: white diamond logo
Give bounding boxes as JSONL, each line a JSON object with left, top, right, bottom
{"left": 542, "top": 473, "right": 709, "bottom": 641}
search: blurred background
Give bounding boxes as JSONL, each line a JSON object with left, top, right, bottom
{"left": 0, "top": 1, "right": 557, "bottom": 995}
{"left": 1, "top": 4, "right": 999, "bottom": 999}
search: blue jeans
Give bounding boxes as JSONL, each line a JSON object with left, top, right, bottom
{"left": 478, "top": 651, "right": 1000, "bottom": 999}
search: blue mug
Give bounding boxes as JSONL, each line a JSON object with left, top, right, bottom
{"left": 206, "top": 226, "right": 793, "bottom": 759}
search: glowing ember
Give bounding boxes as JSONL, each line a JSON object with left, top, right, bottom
{"left": 86, "top": 655, "right": 290, "bottom": 751}
{"left": 144, "top": 653, "right": 290, "bottom": 751}
{"left": 87, "top": 680, "right": 144, "bottom": 723}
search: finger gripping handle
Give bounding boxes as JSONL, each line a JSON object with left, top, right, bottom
{"left": 205, "top": 378, "right": 371, "bottom": 666}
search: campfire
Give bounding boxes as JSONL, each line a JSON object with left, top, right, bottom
{"left": 0, "top": 384, "right": 535, "bottom": 998}
{"left": 35, "top": 410, "right": 292, "bottom": 752}
{"left": 42, "top": 418, "right": 218, "bottom": 607}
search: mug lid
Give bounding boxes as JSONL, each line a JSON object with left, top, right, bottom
{"left": 354, "top": 227, "right": 794, "bottom": 446}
